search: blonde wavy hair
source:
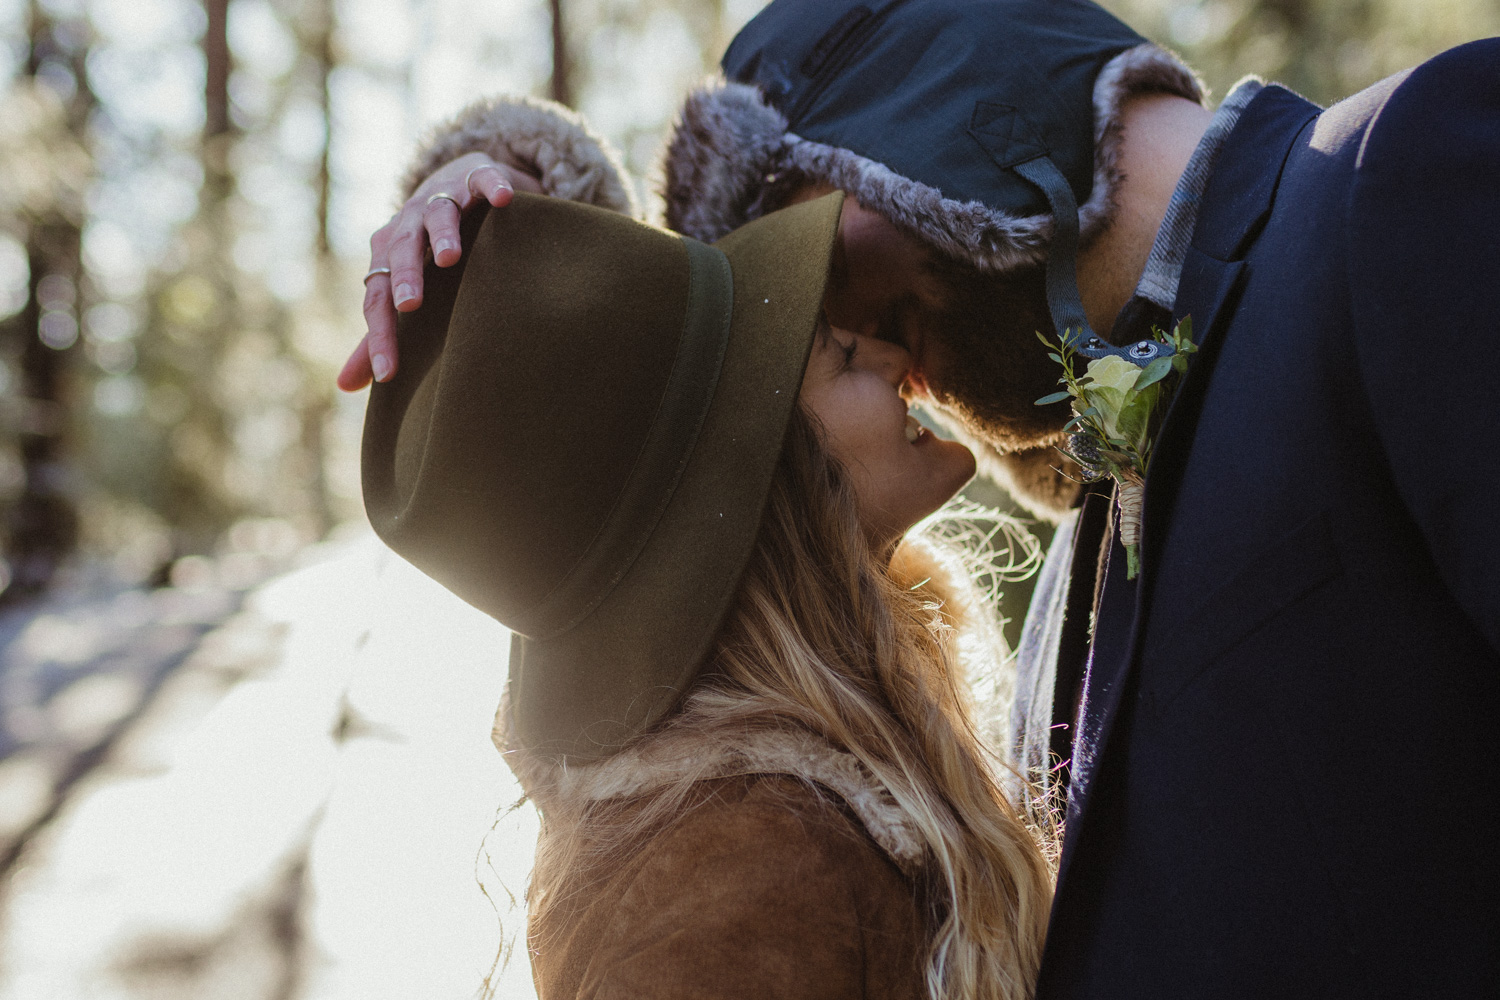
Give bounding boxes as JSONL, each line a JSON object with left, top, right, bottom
{"left": 521, "top": 406, "right": 1055, "bottom": 1000}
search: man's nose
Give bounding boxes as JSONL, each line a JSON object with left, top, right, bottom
{"left": 858, "top": 335, "right": 913, "bottom": 386}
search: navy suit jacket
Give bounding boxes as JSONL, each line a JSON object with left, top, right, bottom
{"left": 1037, "top": 42, "right": 1500, "bottom": 998}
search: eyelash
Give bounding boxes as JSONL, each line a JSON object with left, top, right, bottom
{"left": 839, "top": 336, "right": 858, "bottom": 369}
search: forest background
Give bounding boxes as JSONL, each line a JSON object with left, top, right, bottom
{"left": 3, "top": 0, "right": 1495, "bottom": 610}
{"left": 0, "top": 1, "right": 1495, "bottom": 997}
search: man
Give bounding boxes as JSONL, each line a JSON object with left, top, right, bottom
{"left": 343, "top": 1, "right": 1499, "bottom": 994}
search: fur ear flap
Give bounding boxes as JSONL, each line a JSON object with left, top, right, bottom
{"left": 662, "top": 80, "right": 790, "bottom": 243}
{"left": 1081, "top": 42, "right": 1207, "bottom": 239}
{"left": 402, "top": 95, "right": 638, "bottom": 216}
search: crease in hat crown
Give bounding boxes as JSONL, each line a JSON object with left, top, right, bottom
{"left": 661, "top": 0, "right": 1204, "bottom": 340}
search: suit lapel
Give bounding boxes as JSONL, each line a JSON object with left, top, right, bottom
{"left": 1053, "top": 87, "right": 1320, "bottom": 877}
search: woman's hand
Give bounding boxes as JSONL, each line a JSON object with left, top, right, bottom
{"left": 339, "top": 153, "right": 544, "bottom": 391}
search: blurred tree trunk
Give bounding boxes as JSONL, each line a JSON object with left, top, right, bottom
{"left": 307, "top": 0, "right": 335, "bottom": 259}
{"left": 202, "top": 0, "right": 234, "bottom": 191}
{"left": 549, "top": 0, "right": 572, "bottom": 106}
{"left": 147, "top": 0, "right": 242, "bottom": 553}
{"left": 301, "top": 0, "right": 338, "bottom": 538}
{"left": 0, "top": 1, "right": 92, "bottom": 603}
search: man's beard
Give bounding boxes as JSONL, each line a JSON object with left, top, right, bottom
{"left": 918, "top": 256, "right": 1082, "bottom": 519}
{"left": 919, "top": 256, "right": 1071, "bottom": 452}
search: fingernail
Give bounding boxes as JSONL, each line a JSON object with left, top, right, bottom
{"left": 394, "top": 283, "right": 415, "bottom": 306}
{"left": 434, "top": 240, "right": 457, "bottom": 259}
{"left": 372, "top": 353, "right": 392, "bottom": 382}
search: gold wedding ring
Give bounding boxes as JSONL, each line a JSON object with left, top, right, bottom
{"left": 426, "top": 192, "right": 460, "bottom": 209}
{"left": 363, "top": 267, "right": 392, "bottom": 285}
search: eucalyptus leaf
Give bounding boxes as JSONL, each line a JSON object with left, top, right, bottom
{"left": 1035, "top": 391, "right": 1072, "bottom": 405}
{"left": 1115, "top": 411, "right": 1147, "bottom": 450}
{"left": 1048, "top": 353, "right": 1063, "bottom": 363}
{"left": 1135, "top": 356, "right": 1174, "bottom": 390}
{"left": 1117, "top": 382, "right": 1160, "bottom": 443}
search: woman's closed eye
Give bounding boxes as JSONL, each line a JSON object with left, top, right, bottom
{"left": 838, "top": 334, "right": 859, "bottom": 370}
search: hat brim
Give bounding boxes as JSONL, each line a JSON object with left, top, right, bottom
{"left": 509, "top": 192, "right": 844, "bottom": 762}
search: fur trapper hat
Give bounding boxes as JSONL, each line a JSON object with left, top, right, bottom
{"left": 663, "top": 2, "right": 1203, "bottom": 277}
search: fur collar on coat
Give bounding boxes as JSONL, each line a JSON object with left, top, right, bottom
{"left": 494, "top": 693, "right": 927, "bottom": 875}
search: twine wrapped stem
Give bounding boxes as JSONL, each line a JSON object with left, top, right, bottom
{"left": 1116, "top": 468, "right": 1145, "bottom": 578}
{"left": 1116, "top": 468, "right": 1145, "bottom": 547}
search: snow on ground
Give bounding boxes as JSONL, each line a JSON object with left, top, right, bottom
{"left": 0, "top": 532, "right": 540, "bottom": 1000}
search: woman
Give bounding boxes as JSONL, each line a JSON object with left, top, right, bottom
{"left": 359, "top": 114, "right": 1052, "bottom": 1000}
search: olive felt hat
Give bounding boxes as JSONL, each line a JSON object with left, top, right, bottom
{"left": 362, "top": 191, "right": 844, "bottom": 762}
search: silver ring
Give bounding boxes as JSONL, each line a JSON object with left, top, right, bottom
{"left": 464, "top": 162, "right": 505, "bottom": 192}
{"left": 363, "top": 267, "right": 392, "bottom": 285}
{"left": 425, "top": 192, "right": 460, "bottom": 209}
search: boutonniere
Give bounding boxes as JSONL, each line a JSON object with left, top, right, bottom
{"left": 1035, "top": 320, "right": 1198, "bottom": 579}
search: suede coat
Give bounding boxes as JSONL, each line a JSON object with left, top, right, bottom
{"left": 506, "top": 721, "right": 936, "bottom": 1000}
{"left": 527, "top": 774, "right": 927, "bottom": 1000}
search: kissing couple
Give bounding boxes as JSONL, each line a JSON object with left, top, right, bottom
{"left": 344, "top": 1, "right": 1500, "bottom": 997}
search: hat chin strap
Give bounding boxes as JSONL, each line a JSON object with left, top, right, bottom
{"left": 1014, "top": 154, "right": 1174, "bottom": 370}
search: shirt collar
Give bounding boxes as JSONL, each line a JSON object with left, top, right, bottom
{"left": 1133, "top": 78, "right": 1265, "bottom": 310}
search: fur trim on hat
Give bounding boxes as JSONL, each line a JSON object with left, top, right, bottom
{"left": 661, "top": 43, "right": 1204, "bottom": 271}
{"left": 659, "top": 81, "right": 790, "bottom": 249}
{"left": 403, "top": 96, "right": 639, "bottom": 217}
{"left": 495, "top": 692, "right": 926, "bottom": 873}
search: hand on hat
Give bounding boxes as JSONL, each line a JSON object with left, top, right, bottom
{"left": 338, "top": 152, "right": 544, "bottom": 392}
